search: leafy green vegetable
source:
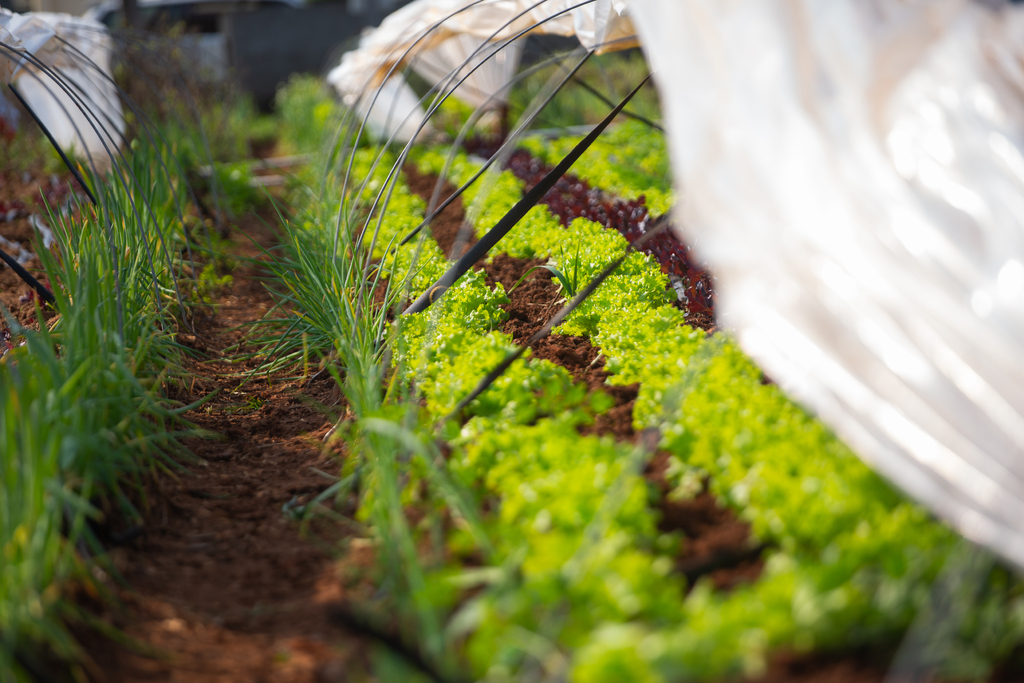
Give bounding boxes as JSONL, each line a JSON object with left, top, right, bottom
{"left": 518, "top": 120, "right": 675, "bottom": 216}
{"left": 306, "top": 125, "right": 1024, "bottom": 683}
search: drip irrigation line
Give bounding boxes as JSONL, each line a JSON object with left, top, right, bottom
{"left": 399, "top": 49, "right": 593, "bottom": 248}
{"left": 337, "top": 0, "right": 598, "bottom": 260}
{"left": 349, "top": 1, "right": 598, "bottom": 269}
{"left": 569, "top": 74, "right": 663, "bottom": 132}
{"left": 10, "top": 42, "right": 196, "bottom": 328}
{"left": 6, "top": 83, "right": 98, "bottom": 206}
{"left": 531, "top": 35, "right": 663, "bottom": 132}
{"left": 440, "top": 215, "right": 672, "bottom": 424}
{"left": 0, "top": 247, "right": 55, "bottom": 305}
{"left": 403, "top": 73, "right": 652, "bottom": 316}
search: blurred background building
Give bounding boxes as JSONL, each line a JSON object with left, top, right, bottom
{"left": 0, "top": 0, "right": 414, "bottom": 106}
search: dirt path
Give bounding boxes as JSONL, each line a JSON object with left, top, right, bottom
{"left": 84, "top": 214, "right": 369, "bottom": 683}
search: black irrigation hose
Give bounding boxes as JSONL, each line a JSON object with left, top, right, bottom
{"left": 0, "top": 248, "right": 55, "bottom": 306}
{"left": 398, "top": 50, "right": 593, "bottom": 248}
{"left": 570, "top": 75, "right": 664, "bottom": 132}
{"left": 343, "top": 0, "right": 599, "bottom": 263}
{"left": 403, "top": 73, "right": 652, "bottom": 316}
{"left": 440, "top": 252, "right": 623, "bottom": 424}
{"left": 530, "top": 36, "right": 664, "bottom": 132}
{"left": 440, "top": 216, "right": 672, "bottom": 424}
{"left": 6, "top": 84, "right": 98, "bottom": 206}
{"left": 335, "top": 0, "right": 600, "bottom": 273}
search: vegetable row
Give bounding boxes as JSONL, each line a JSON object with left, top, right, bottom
{"left": 279, "top": 120, "right": 1024, "bottom": 681}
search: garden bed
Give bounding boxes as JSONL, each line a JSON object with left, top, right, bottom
{"left": 3, "top": 75, "right": 1024, "bottom": 683}
{"left": 206, "top": 114, "right": 1023, "bottom": 681}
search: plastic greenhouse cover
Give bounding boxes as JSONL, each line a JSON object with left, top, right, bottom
{"left": 0, "top": 10, "right": 123, "bottom": 170}
{"left": 0, "top": 11, "right": 55, "bottom": 83}
{"left": 411, "top": 33, "right": 524, "bottom": 110}
{"left": 327, "top": 55, "right": 433, "bottom": 144}
{"left": 329, "top": 0, "right": 636, "bottom": 127}
{"left": 628, "top": 0, "right": 1024, "bottom": 568}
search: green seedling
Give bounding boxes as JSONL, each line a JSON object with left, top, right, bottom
{"left": 221, "top": 395, "right": 264, "bottom": 414}
{"left": 506, "top": 241, "right": 582, "bottom": 300}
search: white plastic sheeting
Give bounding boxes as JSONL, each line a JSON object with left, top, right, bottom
{"left": 346, "top": 0, "right": 634, "bottom": 75}
{"left": 327, "top": 56, "right": 432, "bottom": 144}
{"left": 574, "top": 0, "right": 634, "bottom": 52}
{"left": 629, "top": 0, "right": 1024, "bottom": 568}
{"left": 329, "top": 0, "right": 636, "bottom": 137}
{"left": 0, "top": 10, "right": 123, "bottom": 170}
{"left": 0, "top": 12, "right": 55, "bottom": 83}
{"left": 411, "top": 34, "right": 523, "bottom": 110}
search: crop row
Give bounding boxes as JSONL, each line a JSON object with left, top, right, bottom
{"left": 0, "top": 142, "right": 199, "bottom": 678}
{"left": 273, "top": 121, "right": 1024, "bottom": 681}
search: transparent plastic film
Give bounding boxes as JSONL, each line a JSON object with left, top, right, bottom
{"left": 328, "top": 0, "right": 636, "bottom": 120}
{"left": 628, "top": 0, "right": 1024, "bottom": 567}
{"left": 327, "top": 55, "right": 432, "bottom": 144}
{"left": 411, "top": 33, "right": 524, "bottom": 110}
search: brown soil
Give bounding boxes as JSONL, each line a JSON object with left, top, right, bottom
{"left": 646, "top": 451, "right": 765, "bottom": 592}
{"left": 250, "top": 138, "right": 279, "bottom": 160}
{"left": 756, "top": 650, "right": 890, "bottom": 683}
{"left": 686, "top": 310, "right": 717, "bottom": 334}
{"left": 0, "top": 157, "right": 882, "bottom": 681}
{"left": 82, "top": 211, "right": 371, "bottom": 682}
{"left": 0, "top": 254, "right": 47, "bottom": 329}
{"left": 0, "top": 173, "right": 65, "bottom": 330}
{"left": 403, "top": 165, "right": 477, "bottom": 259}
{"left": 480, "top": 252, "right": 639, "bottom": 441}
{"left": 479, "top": 254, "right": 764, "bottom": 589}
{"left": 399, "top": 175, "right": 764, "bottom": 591}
